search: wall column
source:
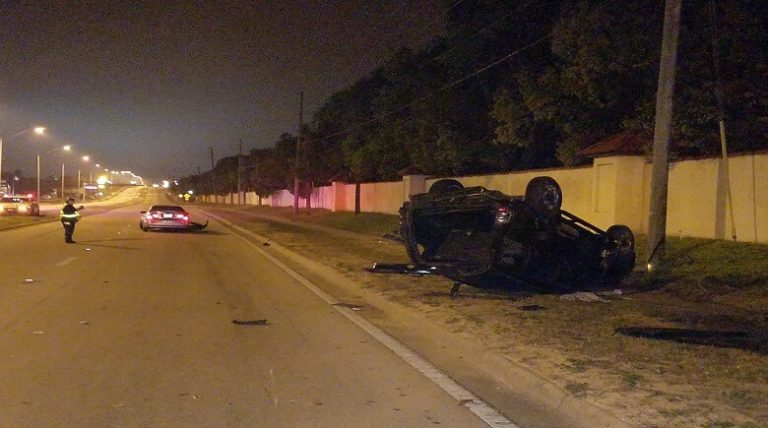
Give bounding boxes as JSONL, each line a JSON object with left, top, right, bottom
{"left": 402, "top": 175, "right": 427, "bottom": 202}
{"left": 331, "top": 181, "right": 346, "bottom": 212}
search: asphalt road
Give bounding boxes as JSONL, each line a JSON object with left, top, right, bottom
{"left": 0, "top": 187, "right": 494, "bottom": 427}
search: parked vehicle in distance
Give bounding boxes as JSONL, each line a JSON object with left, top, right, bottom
{"left": 139, "top": 205, "right": 208, "bottom": 232}
{"left": 396, "top": 176, "right": 636, "bottom": 292}
{"left": 0, "top": 195, "right": 40, "bottom": 216}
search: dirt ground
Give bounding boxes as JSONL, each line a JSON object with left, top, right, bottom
{"left": 160, "top": 206, "right": 768, "bottom": 427}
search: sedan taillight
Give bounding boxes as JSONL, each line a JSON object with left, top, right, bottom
{"left": 495, "top": 206, "right": 512, "bottom": 224}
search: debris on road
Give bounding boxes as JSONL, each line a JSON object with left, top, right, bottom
{"left": 80, "top": 321, "right": 90, "bottom": 325}
{"left": 332, "top": 302, "right": 365, "bottom": 310}
{"left": 85, "top": 248, "right": 92, "bottom": 251}
{"left": 559, "top": 292, "right": 609, "bottom": 303}
{"left": 519, "top": 304, "right": 545, "bottom": 311}
{"left": 596, "top": 289, "right": 623, "bottom": 296}
{"left": 32, "top": 331, "right": 44, "bottom": 335}
{"left": 189, "top": 220, "right": 208, "bottom": 231}
{"left": 232, "top": 319, "right": 268, "bottom": 326}
{"left": 366, "top": 263, "right": 437, "bottom": 275}
{"left": 23, "top": 278, "right": 34, "bottom": 284}
{"left": 263, "top": 241, "right": 271, "bottom": 247}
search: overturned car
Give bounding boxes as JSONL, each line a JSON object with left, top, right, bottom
{"left": 394, "top": 177, "right": 635, "bottom": 292}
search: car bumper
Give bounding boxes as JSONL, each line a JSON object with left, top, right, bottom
{"left": 143, "top": 220, "right": 190, "bottom": 230}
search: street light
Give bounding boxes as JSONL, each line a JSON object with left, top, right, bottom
{"left": 0, "top": 126, "right": 46, "bottom": 194}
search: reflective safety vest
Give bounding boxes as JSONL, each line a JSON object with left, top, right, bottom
{"left": 60, "top": 208, "right": 80, "bottom": 221}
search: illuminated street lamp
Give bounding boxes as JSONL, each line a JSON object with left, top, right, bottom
{"left": 0, "top": 126, "right": 46, "bottom": 194}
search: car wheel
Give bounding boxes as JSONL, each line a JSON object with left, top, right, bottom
{"left": 31, "top": 206, "right": 40, "bottom": 216}
{"left": 429, "top": 179, "right": 463, "bottom": 194}
{"left": 602, "top": 225, "right": 635, "bottom": 275}
{"left": 525, "top": 176, "right": 562, "bottom": 217}
{"left": 140, "top": 222, "right": 149, "bottom": 232}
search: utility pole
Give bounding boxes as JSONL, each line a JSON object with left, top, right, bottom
{"left": 237, "top": 138, "right": 243, "bottom": 205}
{"left": 647, "top": 0, "right": 682, "bottom": 272}
{"left": 209, "top": 146, "right": 217, "bottom": 203}
{"left": 293, "top": 91, "right": 303, "bottom": 215}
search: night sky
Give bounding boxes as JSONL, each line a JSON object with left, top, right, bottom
{"left": 1, "top": 0, "right": 445, "bottom": 181}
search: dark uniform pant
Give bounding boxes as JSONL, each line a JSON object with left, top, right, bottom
{"left": 62, "top": 220, "right": 77, "bottom": 242}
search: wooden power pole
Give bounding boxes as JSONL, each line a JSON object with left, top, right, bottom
{"left": 647, "top": 0, "right": 682, "bottom": 271}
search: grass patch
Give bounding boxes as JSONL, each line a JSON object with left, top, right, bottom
{"left": 564, "top": 382, "right": 589, "bottom": 397}
{"left": 563, "top": 358, "right": 594, "bottom": 373}
{"left": 622, "top": 372, "right": 643, "bottom": 388}
{"left": 227, "top": 205, "right": 401, "bottom": 236}
{"left": 633, "top": 235, "right": 768, "bottom": 291}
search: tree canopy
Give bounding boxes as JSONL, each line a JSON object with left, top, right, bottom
{"left": 178, "top": 0, "right": 767, "bottom": 196}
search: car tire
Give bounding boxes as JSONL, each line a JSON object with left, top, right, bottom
{"left": 525, "top": 176, "right": 562, "bottom": 217}
{"left": 602, "top": 225, "right": 635, "bottom": 275}
{"left": 140, "top": 222, "right": 149, "bottom": 232}
{"left": 429, "top": 179, "right": 463, "bottom": 194}
{"left": 31, "top": 205, "right": 40, "bottom": 216}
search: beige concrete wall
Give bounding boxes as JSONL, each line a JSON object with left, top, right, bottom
{"left": 200, "top": 152, "right": 768, "bottom": 243}
{"left": 722, "top": 154, "right": 767, "bottom": 242}
{"left": 667, "top": 158, "right": 720, "bottom": 238}
{"left": 360, "top": 181, "right": 403, "bottom": 214}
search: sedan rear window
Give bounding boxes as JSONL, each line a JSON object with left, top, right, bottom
{"left": 150, "top": 205, "right": 185, "bottom": 211}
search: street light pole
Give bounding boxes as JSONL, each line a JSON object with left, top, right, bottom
{"left": 61, "top": 162, "right": 65, "bottom": 200}
{"left": 0, "top": 127, "right": 46, "bottom": 195}
{"left": 36, "top": 154, "right": 40, "bottom": 202}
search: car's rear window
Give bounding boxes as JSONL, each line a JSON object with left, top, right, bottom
{"left": 150, "top": 205, "right": 185, "bottom": 211}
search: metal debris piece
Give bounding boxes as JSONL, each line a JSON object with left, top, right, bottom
{"left": 332, "top": 302, "right": 364, "bottom": 309}
{"left": 232, "top": 319, "right": 268, "bottom": 326}
{"left": 80, "top": 321, "right": 90, "bottom": 325}
{"left": 382, "top": 233, "right": 404, "bottom": 244}
{"left": 596, "top": 289, "right": 623, "bottom": 296}
{"left": 23, "top": 278, "right": 34, "bottom": 284}
{"left": 189, "top": 220, "right": 208, "bottom": 231}
{"left": 366, "top": 263, "right": 437, "bottom": 275}
{"left": 32, "top": 331, "right": 44, "bottom": 335}
{"left": 85, "top": 248, "right": 92, "bottom": 251}
{"left": 559, "top": 292, "right": 608, "bottom": 303}
{"left": 519, "top": 304, "right": 545, "bottom": 311}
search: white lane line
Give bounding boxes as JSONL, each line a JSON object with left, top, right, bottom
{"left": 205, "top": 212, "right": 519, "bottom": 428}
{"left": 55, "top": 257, "right": 78, "bottom": 267}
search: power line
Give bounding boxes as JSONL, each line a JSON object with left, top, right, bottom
{"left": 304, "top": 32, "right": 552, "bottom": 145}
{"left": 430, "top": 0, "right": 536, "bottom": 65}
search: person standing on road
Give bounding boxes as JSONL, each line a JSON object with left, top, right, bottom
{"left": 60, "top": 197, "right": 84, "bottom": 243}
